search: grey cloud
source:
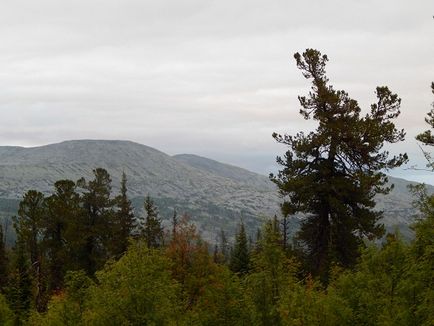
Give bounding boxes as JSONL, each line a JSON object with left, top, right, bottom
{"left": 0, "top": 0, "right": 433, "bottom": 183}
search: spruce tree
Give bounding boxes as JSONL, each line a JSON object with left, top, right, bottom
{"left": 13, "top": 190, "right": 47, "bottom": 311}
{"left": 77, "top": 168, "right": 115, "bottom": 275}
{"left": 219, "top": 229, "right": 229, "bottom": 263}
{"left": 141, "top": 195, "right": 163, "bottom": 248}
{"left": 271, "top": 49, "right": 408, "bottom": 281}
{"left": 13, "top": 190, "right": 45, "bottom": 271}
{"left": 229, "top": 222, "right": 250, "bottom": 274}
{"left": 281, "top": 214, "right": 290, "bottom": 252}
{"left": 7, "top": 237, "right": 32, "bottom": 323}
{"left": 247, "top": 219, "right": 290, "bottom": 325}
{"left": 0, "top": 225, "right": 7, "bottom": 291}
{"left": 44, "top": 179, "right": 81, "bottom": 292}
{"left": 113, "top": 172, "right": 135, "bottom": 257}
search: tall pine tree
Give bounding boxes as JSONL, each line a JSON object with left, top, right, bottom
{"left": 13, "top": 190, "right": 47, "bottom": 311}
{"left": 271, "top": 49, "right": 407, "bottom": 282}
{"left": 44, "top": 180, "right": 81, "bottom": 292}
{"left": 77, "top": 168, "right": 115, "bottom": 275}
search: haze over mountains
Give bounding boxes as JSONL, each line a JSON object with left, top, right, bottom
{"left": 0, "top": 140, "right": 428, "bottom": 241}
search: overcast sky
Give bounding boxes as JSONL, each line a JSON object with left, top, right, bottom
{"left": 0, "top": 0, "right": 433, "bottom": 182}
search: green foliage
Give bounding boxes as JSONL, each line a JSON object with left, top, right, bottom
{"left": 44, "top": 180, "right": 81, "bottom": 292}
{"left": 167, "top": 217, "right": 253, "bottom": 325}
{"left": 1, "top": 160, "right": 433, "bottom": 325}
{"left": 186, "top": 264, "right": 253, "bottom": 325}
{"left": 140, "top": 195, "right": 163, "bottom": 248}
{"left": 271, "top": 49, "right": 407, "bottom": 282}
{"left": 77, "top": 168, "right": 116, "bottom": 275}
{"left": 0, "top": 293, "right": 14, "bottom": 326}
{"left": 13, "top": 190, "right": 45, "bottom": 269}
{"left": 246, "top": 220, "right": 297, "bottom": 325}
{"left": 112, "top": 172, "right": 135, "bottom": 257}
{"left": 279, "top": 276, "right": 352, "bottom": 326}
{"left": 13, "top": 190, "right": 49, "bottom": 312}
{"left": 27, "top": 270, "right": 93, "bottom": 325}
{"left": 83, "top": 241, "right": 179, "bottom": 325}
{"left": 401, "top": 188, "right": 434, "bottom": 325}
{"left": 7, "top": 237, "right": 33, "bottom": 324}
{"left": 332, "top": 235, "right": 410, "bottom": 325}
{"left": 0, "top": 225, "right": 7, "bottom": 291}
{"left": 229, "top": 222, "right": 250, "bottom": 275}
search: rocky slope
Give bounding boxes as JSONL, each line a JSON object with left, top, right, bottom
{"left": 0, "top": 140, "right": 280, "bottom": 240}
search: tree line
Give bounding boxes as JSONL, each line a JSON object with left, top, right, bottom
{"left": 0, "top": 203, "right": 432, "bottom": 325}
{"left": 0, "top": 168, "right": 166, "bottom": 320}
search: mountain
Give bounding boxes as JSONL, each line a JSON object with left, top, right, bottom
{"left": 0, "top": 140, "right": 280, "bottom": 241}
{"left": 173, "top": 154, "right": 274, "bottom": 190}
{"left": 0, "top": 139, "right": 428, "bottom": 242}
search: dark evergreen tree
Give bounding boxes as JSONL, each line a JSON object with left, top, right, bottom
{"left": 13, "top": 190, "right": 45, "bottom": 272}
{"left": 212, "top": 244, "right": 219, "bottom": 264}
{"left": 7, "top": 237, "right": 32, "bottom": 323}
{"left": 113, "top": 172, "right": 135, "bottom": 257}
{"left": 77, "top": 168, "right": 115, "bottom": 275}
{"left": 171, "top": 209, "right": 178, "bottom": 238}
{"left": 281, "top": 214, "right": 290, "bottom": 252}
{"left": 219, "top": 229, "right": 229, "bottom": 263}
{"left": 141, "top": 195, "right": 163, "bottom": 248}
{"left": 13, "top": 190, "right": 47, "bottom": 311}
{"left": 0, "top": 225, "right": 7, "bottom": 291}
{"left": 247, "top": 219, "right": 290, "bottom": 325}
{"left": 44, "top": 180, "right": 81, "bottom": 292}
{"left": 271, "top": 49, "right": 408, "bottom": 281}
{"left": 229, "top": 222, "right": 250, "bottom": 274}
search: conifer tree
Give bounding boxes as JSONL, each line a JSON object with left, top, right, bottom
{"left": 13, "top": 190, "right": 47, "bottom": 311}
{"left": 77, "top": 168, "right": 115, "bottom": 275}
{"left": 113, "top": 172, "right": 135, "bottom": 256}
{"left": 229, "top": 222, "right": 250, "bottom": 274}
{"left": 271, "top": 49, "right": 408, "bottom": 281}
{"left": 0, "top": 225, "right": 7, "bottom": 291}
{"left": 44, "top": 180, "right": 81, "bottom": 292}
{"left": 141, "top": 195, "right": 163, "bottom": 248}
{"left": 281, "top": 214, "right": 290, "bottom": 252}
{"left": 247, "top": 219, "right": 291, "bottom": 325}
{"left": 219, "top": 229, "right": 229, "bottom": 263}
{"left": 7, "top": 237, "right": 32, "bottom": 323}
{"left": 13, "top": 190, "right": 45, "bottom": 272}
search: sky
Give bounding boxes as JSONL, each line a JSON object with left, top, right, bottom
{"left": 0, "top": 0, "right": 433, "bottom": 182}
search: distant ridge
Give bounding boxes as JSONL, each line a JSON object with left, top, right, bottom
{"left": 173, "top": 154, "right": 274, "bottom": 190}
{"left": 0, "top": 139, "right": 280, "bottom": 240}
{"left": 0, "top": 139, "right": 427, "bottom": 240}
